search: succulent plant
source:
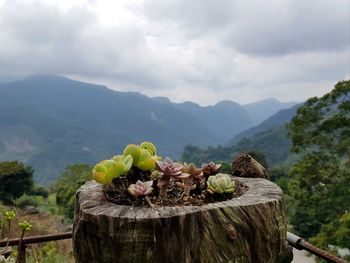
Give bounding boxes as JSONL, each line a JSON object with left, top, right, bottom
{"left": 201, "top": 162, "right": 221, "bottom": 178}
{"left": 128, "top": 180, "right": 155, "bottom": 208}
{"left": 150, "top": 170, "right": 164, "bottom": 180}
{"left": 207, "top": 173, "right": 235, "bottom": 194}
{"left": 156, "top": 157, "right": 183, "bottom": 178}
{"left": 182, "top": 163, "right": 203, "bottom": 180}
{"left": 18, "top": 221, "right": 32, "bottom": 232}
{"left": 3, "top": 211, "right": 16, "bottom": 221}
{"left": 181, "top": 163, "right": 203, "bottom": 197}
{"left": 128, "top": 180, "right": 153, "bottom": 197}
{"left": 123, "top": 142, "right": 161, "bottom": 171}
{"left": 156, "top": 157, "right": 187, "bottom": 198}
{"left": 92, "top": 155, "right": 133, "bottom": 184}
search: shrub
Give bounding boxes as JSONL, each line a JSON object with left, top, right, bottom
{"left": 0, "top": 161, "right": 33, "bottom": 203}
{"left": 14, "top": 194, "right": 44, "bottom": 209}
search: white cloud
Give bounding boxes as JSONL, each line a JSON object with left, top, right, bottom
{"left": 0, "top": 0, "right": 348, "bottom": 105}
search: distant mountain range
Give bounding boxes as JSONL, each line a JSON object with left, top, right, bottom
{"left": 229, "top": 103, "right": 302, "bottom": 144}
{"left": 0, "top": 74, "right": 298, "bottom": 184}
{"left": 243, "top": 98, "right": 298, "bottom": 126}
{"left": 154, "top": 99, "right": 253, "bottom": 140}
{"left": 182, "top": 103, "right": 303, "bottom": 166}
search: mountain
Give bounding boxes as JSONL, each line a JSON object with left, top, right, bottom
{"left": 174, "top": 100, "right": 253, "bottom": 141}
{"left": 182, "top": 125, "right": 293, "bottom": 167}
{"left": 243, "top": 98, "right": 298, "bottom": 126}
{"left": 229, "top": 103, "right": 303, "bottom": 144}
{"left": 0, "top": 74, "right": 301, "bottom": 184}
{"left": 182, "top": 103, "right": 304, "bottom": 167}
{"left": 160, "top": 98, "right": 299, "bottom": 141}
{"left": 0, "top": 75, "right": 221, "bottom": 184}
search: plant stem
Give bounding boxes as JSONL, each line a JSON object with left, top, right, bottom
{"left": 30, "top": 245, "right": 39, "bottom": 263}
{"left": 0, "top": 220, "right": 11, "bottom": 255}
{"left": 144, "top": 196, "right": 155, "bottom": 208}
{"left": 183, "top": 177, "right": 194, "bottom": 197}
{"left": 15, "top": 230, "right": 25, "bottom": 263}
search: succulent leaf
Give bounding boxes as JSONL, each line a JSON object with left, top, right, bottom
{"left": 93, "top": 172, "right": 112, "bottom": 184}
{"left": 156, "top": 157, "right": 183, "bottom": 178}
{"left": 137, "top": 158, "right": 156, "bottom": 171}
{"left": 122, "top": 154, "right": 133, "bottom": 172}
{"left": 92, "top": 155, "right": 133, "bottom": 184}
{"left": 182, "top": 163, "right": 203, "bottom": 181}
{"left": 201, "top": 162, "right": 221, "bottom": 177}
{"left": 123, "top": 144, "right": 141, "bottom": 164}
{"left": 140, "top": 141, "right": 157, "bottom": 156}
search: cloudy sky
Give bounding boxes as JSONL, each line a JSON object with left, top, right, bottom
{"left": 0, "top": 0, "right": 349, "bottom": 105}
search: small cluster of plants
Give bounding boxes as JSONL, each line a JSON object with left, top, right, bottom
{"left": 92, "top": 142, "right": 236, "bottom": 207}
{"left": 0, "top": 210, "right": 32, "bottom": 263}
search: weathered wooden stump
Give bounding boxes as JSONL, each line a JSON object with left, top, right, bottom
{"left": 73, "top": 176, "right": 292, "bottom": 263}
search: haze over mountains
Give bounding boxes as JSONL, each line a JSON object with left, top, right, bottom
{"left": 0, "top": 75, "right": 298, "bottom": 184}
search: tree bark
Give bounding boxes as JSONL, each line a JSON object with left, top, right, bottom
{"left": 73, "top": 176, "right": 292, "bottom": 263}
{"left": 232, "top": 154, "right": 269, "bottom": 179}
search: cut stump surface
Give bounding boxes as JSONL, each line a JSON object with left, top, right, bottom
{"left": 73, "top": 176, "right": 292, "bottom": 263}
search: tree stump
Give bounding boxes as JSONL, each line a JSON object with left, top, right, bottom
{"left": 73, "top": 176, "right": 292, "bottom": 263}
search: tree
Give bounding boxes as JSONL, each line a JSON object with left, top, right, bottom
{"left": 0, "top": 161, "right": 33, "bottom": 203}
{"left": 54, "top": 163, "right": 92, "bottom": 219}
{"left": 288, "top": 81, "right": 350, "bottom": 249}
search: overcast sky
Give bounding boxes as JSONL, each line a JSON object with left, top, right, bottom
{"left": 0, "top": 0, "right": 349, "bottom": 105}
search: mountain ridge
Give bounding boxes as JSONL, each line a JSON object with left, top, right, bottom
{"left": 0, "top": 74, "right": 299, "bottom": 184}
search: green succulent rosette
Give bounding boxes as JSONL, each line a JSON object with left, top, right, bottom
{"left": 207, "top": 173, "right": 235, "bottom": 194}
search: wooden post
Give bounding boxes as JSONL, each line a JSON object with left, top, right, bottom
{"left": 73, "top": 177, "right": 293, "bottom": 263}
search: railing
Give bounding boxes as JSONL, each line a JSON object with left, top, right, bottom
{"left": 0, "top": 231, "right": 348, "bottom": 263}
{"left": 287, "top": 232, "right": 349, "bottom": 263}
{"left": 0, "top": 232, "right": 72, "bottom": 263}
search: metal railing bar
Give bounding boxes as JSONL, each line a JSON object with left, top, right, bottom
{"left": 0, "top": 232, "right": 72, "bottom": 247}
{"left": 0, "top": 231, "right": 348, "bottom": 263}
{"left": 287, "top": 231, "right": 349, "bottom": 263}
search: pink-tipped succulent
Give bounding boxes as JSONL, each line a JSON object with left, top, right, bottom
{"left": 181, "top": 163, "right": 203, "bottom": 197}
{"left": 128, "top": 180, "right": 153, "bottom": 197}
{"left": 156, "top": 157, "right": 187, "bottom": 198}
{"left": 128, "top": 180, "right": 155, "bottom": 208}
{"left": 201, "top": 162, "right": 221, "bottom": 178}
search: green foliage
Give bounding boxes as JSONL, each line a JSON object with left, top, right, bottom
{"left": 54, "top": 164, "right": 92, "bottom": 219}
{"left": 0, "top": 161, "right": 33, "bottom": 203}
{"left": 26, "top": 242, "right": 73, "bottom": 263}
{"left": 14, "top": 194, "right": 45, "bottom": 209}
{"left": 28, "top": 185, "right": 49, "bottom": 198}
{"left": 219, "top": 163, "right": 231, "bottom": 174}
{"left": 182, "top": 144, "right": 238, "bottom": 166}
{"left": 288, "top": 80, "right": 350, "bottom": 256}
{"left": 268, "top": 166, "right": 290, "bottom": 193}
{"left": 310, "top": 212, "right": 350, "bottom": 261}
{"left": 182, "top": 126, "right": 292, "bottom": 167}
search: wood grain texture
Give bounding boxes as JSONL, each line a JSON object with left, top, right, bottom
{"left": 73, "top": 176, "right": 292, "bottom": 263}
{"left": 232, "top": 154, "right": 269, "bottom": 180}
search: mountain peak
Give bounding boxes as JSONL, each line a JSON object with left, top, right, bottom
{"left": 24, "top": 73, "right": 70, "bottom": 82}
{"left": 215, "top": 100, "right": 240, "bottom": 107}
